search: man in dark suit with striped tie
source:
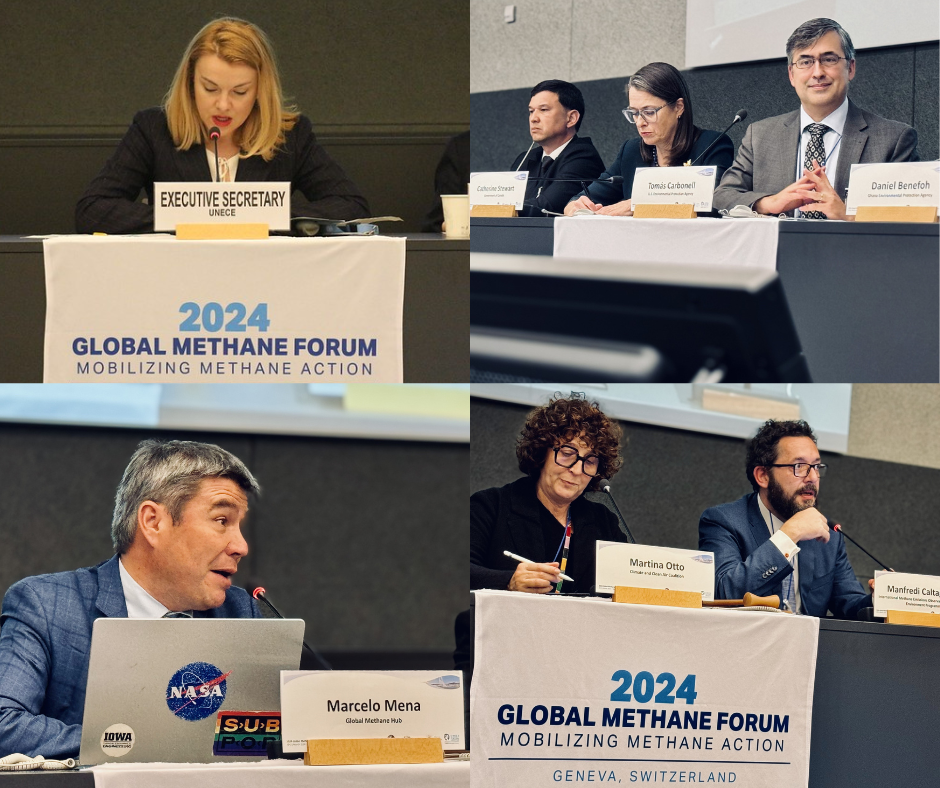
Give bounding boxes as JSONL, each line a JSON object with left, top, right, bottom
{"left": 0, "top": 440, "right": 262, "bottom": 759}
{"left": 714, "top": 18, "right": 918, "bottom": 219}
{"left": 510, "top": 80, "right": 606, "bottom": 217}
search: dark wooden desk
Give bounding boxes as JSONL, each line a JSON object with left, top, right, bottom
{"left": 0, "top": 234, "right": 468, "bottom": 383}
{"left": 810, "top": 618, "right": 939, "bottom": 787}
{"left": 470, "top": 218, "right": 940, "bottom": 382}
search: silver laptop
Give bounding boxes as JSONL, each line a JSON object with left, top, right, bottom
{"left": 79, "top": 618, "right": 304, "bottom": 765}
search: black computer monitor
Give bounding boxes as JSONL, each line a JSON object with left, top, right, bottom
{"left": 470, "top": 253, "right": 812, "bottom": 382}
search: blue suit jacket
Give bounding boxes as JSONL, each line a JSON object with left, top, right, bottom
{"left": 698, "top": 492, "right": 870, "bottom": 619}
{"left": 0, "top": 554, "right": 260, "bottom": 759}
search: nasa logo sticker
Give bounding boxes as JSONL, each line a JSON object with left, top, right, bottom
{"left": 166, "top": 661, "right": 230, "bottom": 721}
{"left": 100, "top": 723, "right": 135, "bottom": 756}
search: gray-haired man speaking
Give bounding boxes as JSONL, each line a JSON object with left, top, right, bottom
{"left": 714, "top": 17, "right": 918, "bottom": 219}
{"left": 0, "top": 440, "right": 263, "bottom": 760}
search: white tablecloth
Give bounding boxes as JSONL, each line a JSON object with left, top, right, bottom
{"left": 471, "top": 590, "right": 819, "bottom": 788}
{"left": 554, "top": 215, "right": 780, "bottom": 271}
{"left": 91, "top": 759, "right": 469, "bottom": 788}
{"left": 43, "top": 235, "right": 406, "bottom": 383}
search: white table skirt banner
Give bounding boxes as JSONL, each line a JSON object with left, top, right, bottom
{"left": 471, "top": 590, "right": 819, "bottom": 788}
{"left": 91, "top": 760, "right": 468, "bottom": 788}
{"left": 43, "top": 235, "right": 406, "bottom": 383}
{"left": 553, "top": 216, "right": 780, "bottom": 271}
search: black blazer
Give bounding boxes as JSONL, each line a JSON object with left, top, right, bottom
{"left": 575, "top": 128, "right": 734, "bottom": 207}
{"left": 470, "top": 476, "right": 628, "bottom": 595}
{"left": 511, "top": 135, "right": 605, "bottom": 217}
{"left": 75, "top": 107, "right": 370, "bottom": 234}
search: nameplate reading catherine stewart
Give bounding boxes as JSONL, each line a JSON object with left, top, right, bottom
{"left": 154, "top": 181, "right": 291, "bottom": 231}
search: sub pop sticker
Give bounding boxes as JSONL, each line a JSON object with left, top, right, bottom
{"left": 166, "top": 661, "right": 230, "bottom": 721}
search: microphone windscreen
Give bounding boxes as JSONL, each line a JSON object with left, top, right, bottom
{"left": 252, "top": 586, "right": 266, "bottom": 599}
{"left": 209, "top": 125, "right": 221, "bottom": 140}
{"left": 598, "top": 478, "right": 612, "bottom": 492}
{"left": 735, "top": 109, "right": 748, "bottom": 122}
{"left": 607, "top": 176, "right": 624, "bottom": 184}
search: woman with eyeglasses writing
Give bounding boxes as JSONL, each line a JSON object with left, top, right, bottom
{"left": 471, "top": 396, "right": 629, "bottom": 595}
{"left": 563, "top": 62, "right": 733, "bottom": 216}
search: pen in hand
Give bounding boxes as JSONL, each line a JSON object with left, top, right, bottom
{"left": 503, "top": 550, "right": 574, "bottom": 582}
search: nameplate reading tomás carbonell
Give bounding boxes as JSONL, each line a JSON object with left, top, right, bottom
{"left": 154, "top": 182, "right": 291, "bottom": 230}
{"left": 280, "top": 670, "right": 465, "bottom": 752}
{"left": 845, "top": 162, "right": 939, "bottom": 215}
{"left": 632, "top": 166, "right": 718, "bottom": 212}
{"left": 469, "top": 172, "right": 529, "bottom": 210}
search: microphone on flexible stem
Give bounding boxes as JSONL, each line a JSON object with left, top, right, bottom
{"left": 827, "top": 520, "right": 894, "bottom": 572}
{"left": 251, "top": 586, "right": 332, "bottom": 670}
{"left": 597, "top": 478, "right": 636, "bottom": 544}
{"left": 528, "top": 175, "right": 624, "bottom": 186}
{"left": 526, "top": 176, "right": 626, "bottom": 213}
{"left": 527, "top": 174, "right": 624, "bottom": 199}
{"left": 686, "top": 109, "right": 747, "bottom": 166}
{"left": 208, "top": 126, "right": 221, "bottom": 183}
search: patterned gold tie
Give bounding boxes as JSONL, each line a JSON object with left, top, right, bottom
{"left": 801, "top": 123, "right": 829, "bottom": 219}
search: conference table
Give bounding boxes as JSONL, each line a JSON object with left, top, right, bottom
{"left": 0, "top": 234, "right": 468, "bottom": 383}
{"left": 0, "top": 760, "right": 470, "bottom": 787}
{"left": 470, "top": 591, "right": 939, "bottom": 788}
{"left": 470, "top": 217, "right": 940, "bottom": 382}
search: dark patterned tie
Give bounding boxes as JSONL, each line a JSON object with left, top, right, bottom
{"left": 801, "top": 123, "right": 829, "bottom": 219}
{"left": 534, "top": 154, "right": 554, "bottom": 199}
{"left": 162, "top": 611, "right": 193, "bottom": 618}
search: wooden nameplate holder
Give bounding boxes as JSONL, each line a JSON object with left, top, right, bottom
{"left": 303, "top": 737, "right": 444, "bottom": 766}
{"left": 885, "top": 610, "right": 940, "bottom": 629}
{"left": 470, "top": 204, "right": 517, "bottom": 218}
{"left": 854, "top": 206, "right": 938, "bottom": 223}
{"left": 175, "top": 223, "right": 270, "bottom": 240}
{"left": 632, "top": 203, "right": 696, "bottom": 219}
{"left": 612, "top": 586, "right": 701, "bottom": 608}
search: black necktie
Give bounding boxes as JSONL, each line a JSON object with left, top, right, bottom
{"left": 801, "top": 123, "right": 829, "bottom": 219}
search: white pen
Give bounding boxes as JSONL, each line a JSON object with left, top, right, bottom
{"left": 503, "top": 550, "right": 574, "bottom": 582}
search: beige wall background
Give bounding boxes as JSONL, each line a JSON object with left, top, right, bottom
{"left": 848, "top": 385, "right": 940, "bottom": 469}
{"left": 471, "top": 0, "right": 686, "bottom": 92}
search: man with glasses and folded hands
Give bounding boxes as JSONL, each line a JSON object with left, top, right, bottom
{"left": 699, "top": 419, "right": 872, "bottom": 619}
{"left": 713, "top": 18, "right": 918, "bottom": 219}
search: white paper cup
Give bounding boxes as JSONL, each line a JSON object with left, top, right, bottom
{"left": 441, "top": 194, "right": 470, "bottom": 238}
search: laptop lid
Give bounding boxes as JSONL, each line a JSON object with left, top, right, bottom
{"left": 79, "top": 618, "right": 304, "bottom": 765}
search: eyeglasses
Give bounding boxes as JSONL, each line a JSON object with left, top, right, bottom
{"left": 791, "top": 55, "right": 849, "bottom": 69}
{"left": 554, "top": 446, "right": 600, "bottom": 477}
{"left": 769, "top": 463, "right": 828, "bottom": 478}
{"left": 622, "top": 100, "right": 676, "bottom": 124}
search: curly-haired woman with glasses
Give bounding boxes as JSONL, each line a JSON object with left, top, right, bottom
{"left": 471, "top": 396, "right": 629, "bottom": 595}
